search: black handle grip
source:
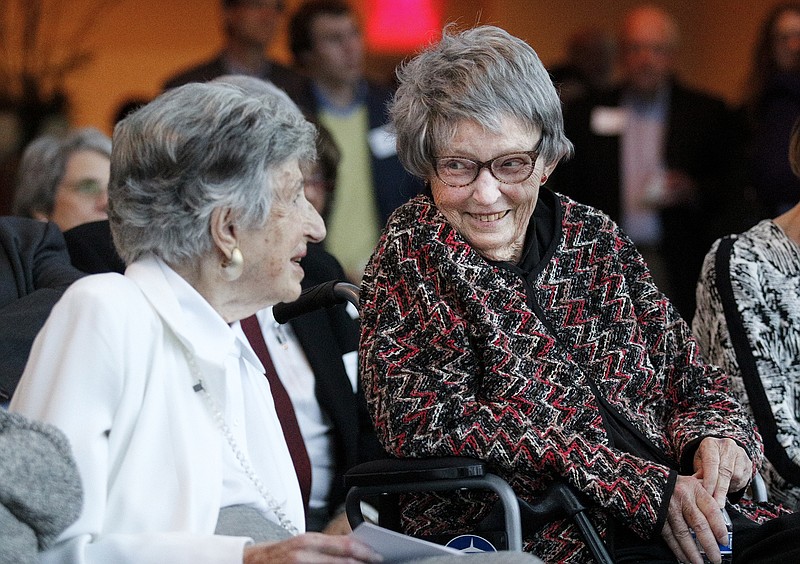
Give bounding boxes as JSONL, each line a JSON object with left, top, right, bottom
{"left": 273, "top": 281, "right": 360, "bottom": 324}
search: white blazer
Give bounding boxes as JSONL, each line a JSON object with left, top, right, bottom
{"left": 11, "top": 256, "right": 303, "bottom": 564}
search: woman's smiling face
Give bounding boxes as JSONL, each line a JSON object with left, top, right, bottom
{"left": 430, "top": 117, "right": 549, "bottom": 263}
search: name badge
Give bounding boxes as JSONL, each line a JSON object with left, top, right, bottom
{"left": 342, "top": 350, "right": 358, "bottom": 393}
{"left": 590, "top": 107, "right": 627, "bottom": 136}
{"left": 368, "top": 124, "right": 398, "bottom": 159}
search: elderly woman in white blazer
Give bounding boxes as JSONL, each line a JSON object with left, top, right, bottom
{"left": 9, "top": 82, "right": 381, "bottom": 564}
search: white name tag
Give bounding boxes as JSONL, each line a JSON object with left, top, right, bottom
{"left": 342, "top": 350, "right": 358, "bottom": 393}
{"left": 590, "top": 107, "right": 627, "bottom": 136}
{"left": 368, "top": 124, "right": 398, "bottom": 159}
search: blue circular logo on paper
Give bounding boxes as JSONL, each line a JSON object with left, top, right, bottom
{"left": 445, "top": 535, "right": 498, "bottom": 553}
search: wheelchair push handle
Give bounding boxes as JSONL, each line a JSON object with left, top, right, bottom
{"left": 273, "top": 280, "right": 360, "bottom": 324}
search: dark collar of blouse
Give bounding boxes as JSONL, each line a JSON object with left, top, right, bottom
{"left": 487, "top": 188, "right": 556, "bottom": 276}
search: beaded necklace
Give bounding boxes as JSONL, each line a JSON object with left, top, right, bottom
{"left": 182, "top": 346, "right": 300, "bottom": 536}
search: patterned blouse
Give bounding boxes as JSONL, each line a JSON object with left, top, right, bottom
{"left": 694, "top": 219, "right": 800, "bottom": 510}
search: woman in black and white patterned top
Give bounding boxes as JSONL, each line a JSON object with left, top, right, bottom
{"left": 694, "top": 119, "right": 800, "bottom": 510}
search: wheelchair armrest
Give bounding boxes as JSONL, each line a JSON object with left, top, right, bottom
{"left": 344, "top": 456, "right": 487, "bottom": 487}
{"left": 518, "top": 481, "right": 589, "bottom": 522}
{"left": 345, "top": 459, "right": 613, "bottom": 563}
{"left": 518, "top": 483, "right": 613, "bottom": 564}
{"left": 749, "top": 471, "right": 768, "bottom": 502}
{"left": 344, "top": 456, "right": 523, "bottom": 551}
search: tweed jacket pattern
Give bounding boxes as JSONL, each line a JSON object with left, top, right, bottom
{"left": 694, "top": 220, "right": 800, "bottom": 510}
{"left": 359, "top": 191, "right": 763, "bottom": 561}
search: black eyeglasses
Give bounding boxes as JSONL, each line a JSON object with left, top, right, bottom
{"left": 433, "top": 150, "right": 539, "bottom": 188}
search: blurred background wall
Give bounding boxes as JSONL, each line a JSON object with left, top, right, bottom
{"left": 0, "top": 0, "right": 776, "bottom": 134}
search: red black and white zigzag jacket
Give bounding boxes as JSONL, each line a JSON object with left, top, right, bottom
{"left": 359, "top": 189, "right": 764, "bottom": 561}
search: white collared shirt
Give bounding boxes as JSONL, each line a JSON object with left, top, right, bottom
{"left": 160, "top": 264, "right": 306, "bottom": 533}
{"left": 12, "top": 255, "right": 303, "bottom": 563}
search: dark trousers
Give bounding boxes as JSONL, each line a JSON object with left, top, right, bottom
{"left": 734, "top": 510, "right": 800, "bottom": 563}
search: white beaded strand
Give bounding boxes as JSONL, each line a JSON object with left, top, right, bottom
{"left": 182, "top": 347, "right": 300, "bottom": 536}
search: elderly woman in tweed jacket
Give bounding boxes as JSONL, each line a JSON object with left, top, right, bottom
{"left": 358, "top": 25, "right": 800, "bottom": 564}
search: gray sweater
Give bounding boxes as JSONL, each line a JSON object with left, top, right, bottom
{"left": 0, "top": 410, "right": 82, "bottom": 563}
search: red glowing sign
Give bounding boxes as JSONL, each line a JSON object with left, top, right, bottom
{"left": 364, "top": 0, "right": 443, "bottom": 53}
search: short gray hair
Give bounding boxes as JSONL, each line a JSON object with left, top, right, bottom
{"left": 211, "top": 74, "right": 300, "bottom": 111}
{"left": 109, "top": 81, "right": 316, "bottom": 265}
{"left": 390, "top": 25, "right": 573, "bottom": 178}
{"left": 13, "top": 127, "right": 112, "bottom": 218}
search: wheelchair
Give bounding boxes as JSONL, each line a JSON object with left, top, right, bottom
{"left": 343, "top": 456, "right": 614, "bottom": 562}
{"left": 274, "top": 281, "right": 768, "bottom": 563}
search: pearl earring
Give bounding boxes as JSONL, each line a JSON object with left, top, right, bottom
{"left": 221, "top": 247, "right": 244, "bottom": 281}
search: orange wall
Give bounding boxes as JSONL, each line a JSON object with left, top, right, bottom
{"left": 34, "top": 0, "right": 780, "bottom": 133}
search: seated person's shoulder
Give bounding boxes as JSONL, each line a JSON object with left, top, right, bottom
{"left": 0, "top": 216, "right": 62, "bottom": 249}
{"left": 63, "top": 220, "right": 125, "bottom": 274}
{"left": 0, "top": 216, "right": 84, "bottom": 289}
{"left": 48, "top": 273, "right": 165, "bottom": 349}
{"left": 66, "top": 271, "right": 139, "bottom": 302}
{"left": 58, "top": 271, "right": 147, "bottom": 327}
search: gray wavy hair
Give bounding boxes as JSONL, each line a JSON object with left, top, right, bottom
{"left": 390, "top": 25, "right": 573, "bottom": 178}
{"left": 109, "top": 81, "right": 316, "bottom": 265}
{"left": 13, "top": 127, "right": 112, "bottom": 219}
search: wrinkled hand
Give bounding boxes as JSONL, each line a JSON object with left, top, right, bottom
{"left": 662, "top": 474, "right": 729, "bottom": 564}
{"left": 322, "top": 512, "right": 353, "bottom": 536}
{"left": 243, "top": 533, "right": 382, "bottom": 563}
{"left": 693, "top": 437, "right": 752, "bottom": 506}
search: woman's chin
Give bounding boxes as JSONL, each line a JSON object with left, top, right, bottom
{"left": 277, "top": 284, "right": 303, "bottom": 306}
{"left": 473, "top": 240, "right": 517, "bottom": 262}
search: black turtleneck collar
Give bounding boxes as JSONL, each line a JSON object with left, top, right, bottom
{"left": 487, "top": 188, "right": 557, "bottom": 277}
